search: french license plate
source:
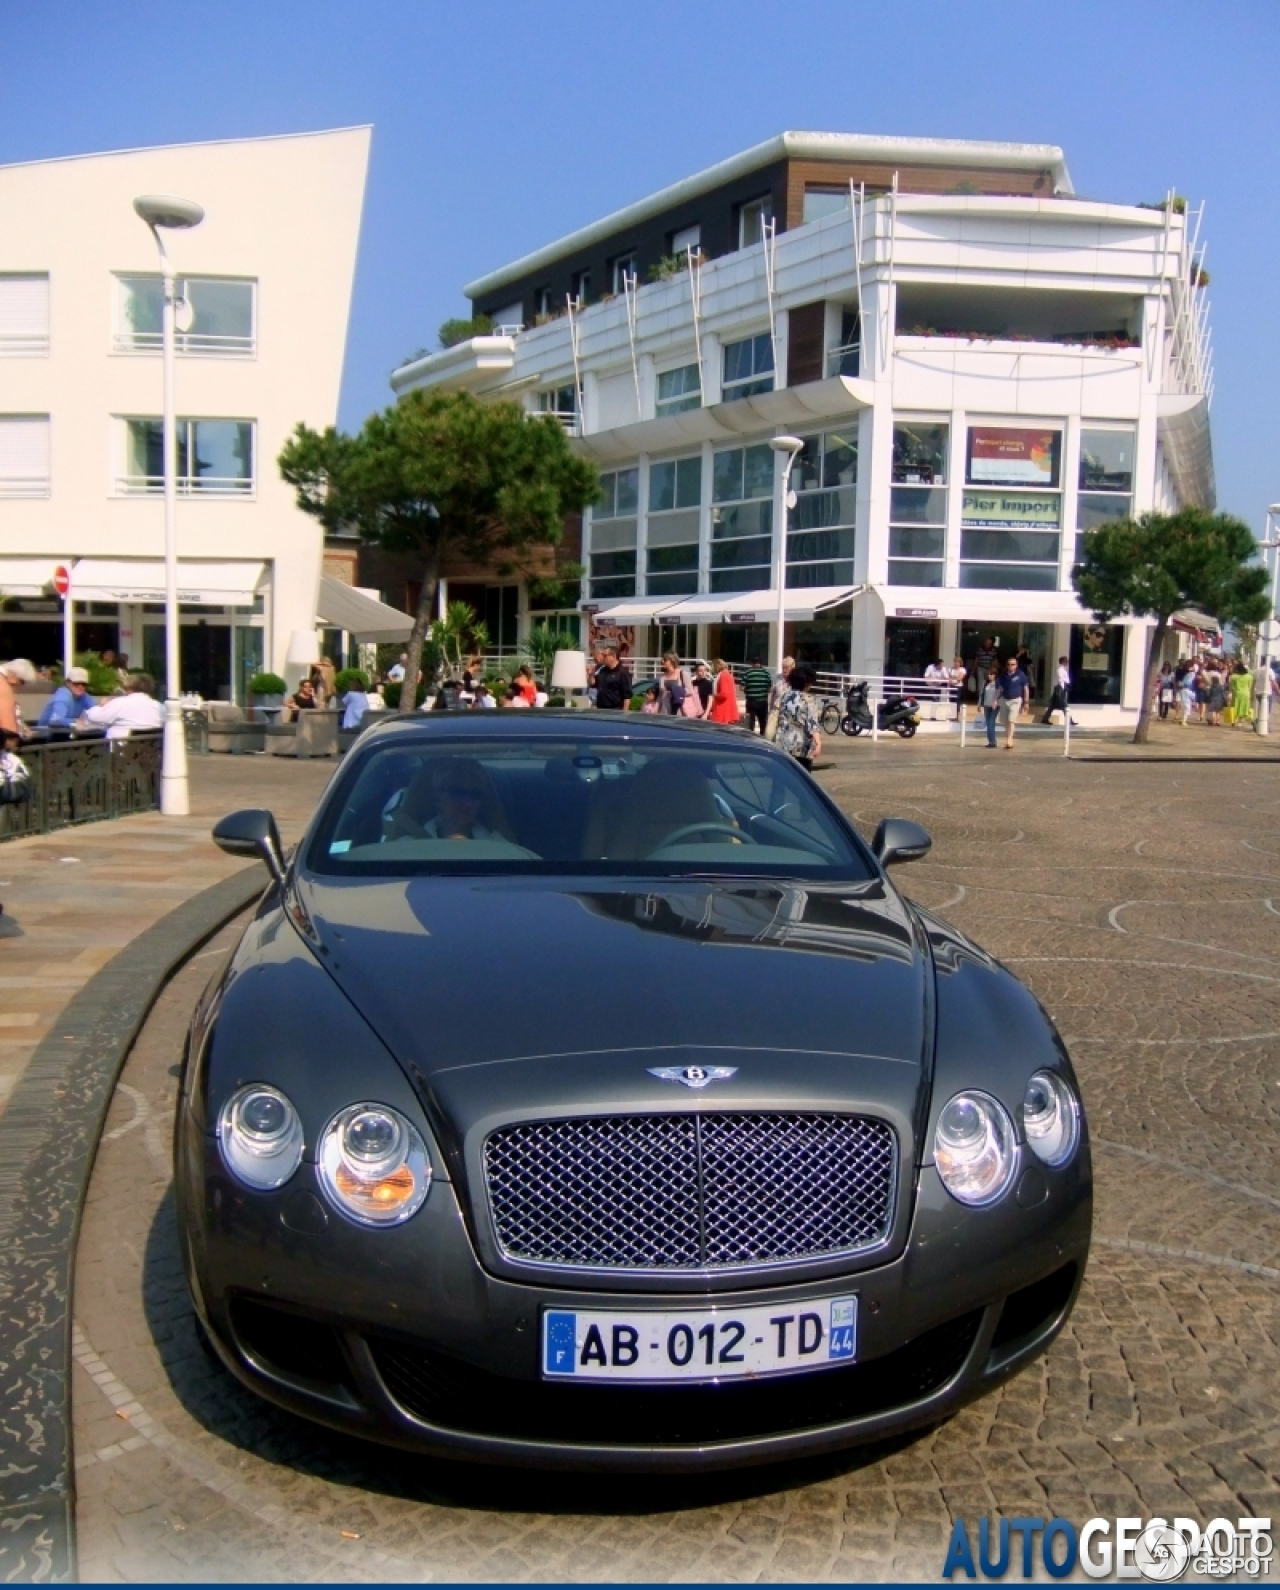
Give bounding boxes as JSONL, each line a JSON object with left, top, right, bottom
{"left": 542, "top": 1296, "right": 857, "bottom": 1383}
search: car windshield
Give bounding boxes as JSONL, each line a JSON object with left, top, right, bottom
{"left": 308, "top": 735, "right": 873, "bottom": 880}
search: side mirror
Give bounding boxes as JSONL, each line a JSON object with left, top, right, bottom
{"left": 213, "top": 808, "right": 286, "bottom": 885}
{"left": 872, "top": 817, "right": 932, "bottom": 867}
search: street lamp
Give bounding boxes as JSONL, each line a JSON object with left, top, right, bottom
{"left": 1255, "top": 502, "right": 1280, "bottom": 737}
{"left": 769, "top": 434, "right": 805, "bottom": 676}
{"left": 134, "top": 193, "right": 204, "bottom": 816}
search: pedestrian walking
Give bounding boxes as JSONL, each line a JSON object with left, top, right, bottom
{"left": 658, "top": 653, "right": 692, "bottom": 715}
{"left": 707, "top": 659, "right": 740, "bottom": 723}
{"left": 1178, "top": 662, "right": 1197, "bottom": 726}
{"left": 1229, "top": 662, "right": 1254, "bottom": 727}
{"left": 1042, "top": 656, "right": 1075, "bottom": 725}
{"left": 774, "top": 665, "right": 823, "bottom": 771}
{"left": 640, "top": 684, "right": 661, "bottom": 714}
{"left": 1206, "top": 669, "right": 1227, "bottom": 727}
{"left": 1156, "top": 662, "right": 1176, "bottom": 721}
{"left": 692, "top": 662, "right": 713, "bottom": 715}
{"left": 592, "top": 646, "right": 632, "bottom": 710}
{"left": 770, "top": 656, "right": 795, "bottom": 711}
{"left": 981, "top": 667, "right": 1000, "bottom": 747}
{"left": 741, "top": 655, "right": 773, "bottom": 735}
{"left": 995, "top": 655, "right": 1030, "bottom": 749}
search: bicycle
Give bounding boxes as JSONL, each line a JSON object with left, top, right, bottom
{"left": 818, "top": 697, "right": 842, "bottom": 736}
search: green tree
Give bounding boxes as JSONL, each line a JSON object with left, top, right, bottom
{"left": 1072, "top": 508, "right": 1270, "bottom": 744}
{"left": 522, "top": 623, "right": 581, "bottom": 685}
{"left": 278, "top": 390, "right": 598, "bottom": 711}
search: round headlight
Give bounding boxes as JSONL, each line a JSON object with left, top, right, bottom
{"left": 933, "top": 1090, "right": 1017, "bottom": 1206}
{"left": 317, "top": 1103, "right": 430, "bottom": 1227}
{"left": 1022, "top": 1069, "right": 1080, "bottom": 1167}
{"left": 217, "top": 1084, "right": 304, "bottom": 1190}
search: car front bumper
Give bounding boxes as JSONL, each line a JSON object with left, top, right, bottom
{"left": 178, "top": 1124, "right": 1091, "bottom": 1473}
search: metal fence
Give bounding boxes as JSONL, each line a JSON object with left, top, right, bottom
{"left": 0, "top": 732, "right": 161, "bottom": 842}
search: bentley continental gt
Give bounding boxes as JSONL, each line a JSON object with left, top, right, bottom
{"left": 178, "top": 712, "right": 1090, "bottom": 1471}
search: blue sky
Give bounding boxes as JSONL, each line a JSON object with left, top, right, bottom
{"left": 3, "top": 0, "right": 1278, "bottom": 526}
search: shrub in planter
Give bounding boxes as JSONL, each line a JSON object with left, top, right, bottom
{"left": 248, "top": 672, "right": 288, "bottom": 698}
{"left": 73, "top": 651, "right": 124, "bottom": 697}
{"left": 382, "top": 679, "right": 429, "bottom": 710}
{"left": 333, "top": 668, "right": 370, "bottom": 694}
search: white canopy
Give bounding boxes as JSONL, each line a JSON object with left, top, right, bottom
{"left": 874, "top": 585, "right": 1146, "bottom": 625}
{"left": 593, "top": 585, "right": 860, "bottom": 626}
{"left": 70, "top": 559, "right": 265, "bottom": 606}
{"left": 317, "top": 575, "right": 414, "bottom": 642}
{"left": 0, "top": 557, "right": 63, "bottom": 597}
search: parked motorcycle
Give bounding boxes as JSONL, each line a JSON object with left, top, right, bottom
{"left": 840, "top": 680, "right": 921, "bottom": 738}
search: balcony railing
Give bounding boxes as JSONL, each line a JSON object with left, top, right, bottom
{"left": 116, "top": 474, "right": 254, "bottom": 497}
{"left": 112, "top": 330, "right": 255, "bottom": 357}
{"left": 0, "top": 475, "right": 50, "bottom": 499}
{"left": 825, "top": 342, "right": 861, "bottom": 379}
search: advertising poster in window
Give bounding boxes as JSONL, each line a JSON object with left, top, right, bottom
{"left": 967, "top": 428, "right": 1060, "bottom": 488}
{"left": 961, "top": 491, "right": 1062, "bottom": 528}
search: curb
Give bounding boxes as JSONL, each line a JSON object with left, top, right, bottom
{"left": 0, "top": 865, "right": 266, "bottom": 1583}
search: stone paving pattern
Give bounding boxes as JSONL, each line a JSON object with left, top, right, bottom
{"left": 71, "top": 754, "right": 1280, "bottom": 1581}
{"left": 0, "top": 758, "right": 334, "bottom": 1117}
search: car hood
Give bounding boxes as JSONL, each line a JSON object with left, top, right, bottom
{"left": 292, "top": 873, "right": 932, "bottom": 1150}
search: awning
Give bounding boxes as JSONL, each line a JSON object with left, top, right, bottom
{"left": 1172, "top": 605, "right": 1221, "bottom": 637}
{"left": 0, "top": 558, "right": 63, "bottom": 597}
{"left": 593, "top": 586, "right": 860, "bottom": 626}
{"left": 874, "top": 585, "right": 1147, "bottom": 625}
{"left": 69, "top": 559, "right": 265, "bottom": 605}
{"left": 574, "top": 375, "right": 874, "bottom": 465}
{"left": 317, "top": 574, "right": 414, "bottom": 641}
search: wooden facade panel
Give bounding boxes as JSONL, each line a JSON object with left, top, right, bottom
{"left": 787, "top": 301, "right": 827, "bottom": 387}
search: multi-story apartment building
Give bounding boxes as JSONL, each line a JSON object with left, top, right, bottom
{"left": 393, "top": 131, "right": 1214, "bottom": 720}
{"left": 0, "top": 127, "right": 402, "bottom": 702}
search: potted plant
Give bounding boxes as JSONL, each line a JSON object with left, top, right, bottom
{"left": 248, "top": 671, "right": 287, "bottom": 721}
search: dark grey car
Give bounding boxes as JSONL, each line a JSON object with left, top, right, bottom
{"left": 177, "top": 713, "right": 1090, "bottom": 1472}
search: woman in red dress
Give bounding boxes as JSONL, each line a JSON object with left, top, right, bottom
{"left": 707, "top": 659, "right": 740, "bottom": 724}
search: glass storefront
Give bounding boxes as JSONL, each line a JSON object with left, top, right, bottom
{"left": 1070, "top": 622, "right": 1124, "bottom": 704}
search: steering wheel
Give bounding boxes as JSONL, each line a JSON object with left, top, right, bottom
{"left": 647, "top": 821, "right": 758, "bottom": 856}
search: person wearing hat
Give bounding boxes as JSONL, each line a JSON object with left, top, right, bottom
{"left": 37, "top": 666, "right": 96, "bottom": 730}
{"left": 0, "top": 659, "right": 36, "bottom": 737}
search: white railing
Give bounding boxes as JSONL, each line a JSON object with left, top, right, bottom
{"left": 825, "top": 342, "right": 861, "bottom": 378}
{"left": 0, "top": 475, "right": 50, "bottom": 499}
{"left": 491, "top": 322, "right": 525, "bottom": 338}
{"left": 112, "top": 331, "right": 255, "bottom": 357}
{"left": 115, "top": 474, "right": 254, "bottom": 497}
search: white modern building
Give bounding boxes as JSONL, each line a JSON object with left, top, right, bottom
{"left": 0, "top": 126, "right": 397, "bottom": 701}
{"left": 393, "top": 132, "right": 1215, "bottom": 720}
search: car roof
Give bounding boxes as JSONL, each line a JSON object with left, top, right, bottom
{"left": 357, "top": 710, "right": 761, "bottom": 749}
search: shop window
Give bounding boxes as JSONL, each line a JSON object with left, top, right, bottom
{"left": 1070, "top": 622, "right": 1124, "bottom": 704}
{"left": 721, "top": 333, "right": 774, "bottom": 403}
{"left": 710, "top": 443, "right": 773, "bottom": 593}
{"left": 888, "top": 421, "right": 947, "bottom": 585}
{"left": 788, "top": 428, "right": 856, "bottom": 588}
{"left": 588, "top": 466, "right": 639, "bottom": 599}
{"left": 959, "top": 425, "right": 1061, "bottom": 589}
{"left": 1077, "top": 425, "right": 1135, "bottom": 534}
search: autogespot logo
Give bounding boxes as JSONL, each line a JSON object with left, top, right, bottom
{"left": 942, "top": 1515, "right": 1273, "bottom": 1580}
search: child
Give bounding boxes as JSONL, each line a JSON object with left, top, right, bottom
{"left": 641, "top": 684, "right": 661, "bottom": 714}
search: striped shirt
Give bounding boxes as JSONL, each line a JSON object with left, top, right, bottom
{"left": 742, "top": 666, "right": 773, "bottom": 701}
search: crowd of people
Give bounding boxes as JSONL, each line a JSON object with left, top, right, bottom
{"left": 1159, "top": 656, "right": 1275, "bottom": 728}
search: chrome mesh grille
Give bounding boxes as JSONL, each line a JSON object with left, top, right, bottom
{"left": 482, "top": 1112, "right": 897, "bottom": 1270}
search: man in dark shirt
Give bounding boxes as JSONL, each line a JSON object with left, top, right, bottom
{"left": 592, "top": 647, "right": 632, "bottom": 711}
{"left": 995, "top": 655, "right": 1030, "bottom": 749}
{"left": 741, "top": 655, "right": 773, "bottom": 735}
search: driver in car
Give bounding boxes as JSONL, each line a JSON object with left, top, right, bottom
{"left": 421, "top": 760, "right": 502, "bottom": 841}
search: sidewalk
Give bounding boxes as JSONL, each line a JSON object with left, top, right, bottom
{"left": 816, "top": 716, "right": 1280, "bottom": 764}
{"left": 0, "top": 757, "right": 334, "bottom": 1117}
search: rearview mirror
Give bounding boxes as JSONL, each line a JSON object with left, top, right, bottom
{"left": 872, "top": 817, "right": 932, "bottom": 867}
{"left": 213, "top": 808, "right": 286, "bottom": 885}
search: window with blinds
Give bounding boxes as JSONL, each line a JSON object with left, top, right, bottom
{"left": 0, "top": 416, "right": 51, "bottom": 497}
{"left": 0, "top": 275, "right": 50, "bottom": 356}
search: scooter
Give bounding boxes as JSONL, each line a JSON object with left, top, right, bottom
{"left": 840, "top": 680, "right": 921, "bottom": 738}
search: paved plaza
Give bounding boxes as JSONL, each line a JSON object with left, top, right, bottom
{"left": 63, "top": 749, "right": 1280, "bottom": 1581}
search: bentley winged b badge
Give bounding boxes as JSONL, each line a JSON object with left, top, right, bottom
{"left": 647, "top": 1064, "right": 738, "bottom": 1090}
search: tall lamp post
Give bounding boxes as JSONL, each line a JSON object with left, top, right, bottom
{"left": 1255, "top": 502, "right": 1280, "bottom": 737}
{"left": 133, "top": 194, "right": 204, "bottom": 816}
{"left": 769, "top": 434, "right": 805, "bottom": 677}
